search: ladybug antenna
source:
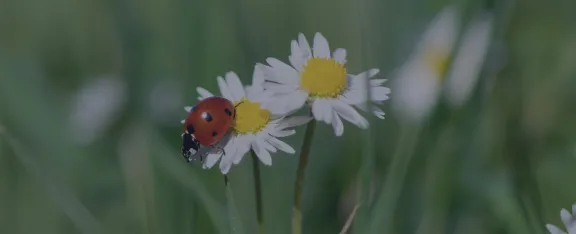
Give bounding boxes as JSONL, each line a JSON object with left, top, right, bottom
{"left": 234, "top": 101, "right": 244, "bottom": 108}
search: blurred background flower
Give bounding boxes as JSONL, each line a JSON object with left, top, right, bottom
{"left": 391, "top": 6, "right": 494, "bottom": 124}
{"left": 68, "top": 75, "right": 127, "bottom": 145}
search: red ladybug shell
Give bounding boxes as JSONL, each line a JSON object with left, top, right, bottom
{"left": 183, "top": 96, "right": 236, "bottom": 146}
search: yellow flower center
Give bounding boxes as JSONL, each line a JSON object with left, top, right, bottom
{"left": 424, "top": 49, "right": 451, "bottom": 82}
{"left": 299, "top": 58, "right": 348, "bottom": 98}
{"left": 232, "top": 98, "right": 271, "bottom": 134}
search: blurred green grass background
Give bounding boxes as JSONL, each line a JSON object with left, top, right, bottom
{"left": 1, "top": 0, "right": 576, "bottom": 233}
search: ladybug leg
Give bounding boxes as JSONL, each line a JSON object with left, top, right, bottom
{"left": 210, "top": 145, "right": 226, "bottom": 155}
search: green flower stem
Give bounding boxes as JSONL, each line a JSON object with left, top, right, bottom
{"left": 251, "top": 151, "right": 264, "bottom": 234}
{"left": 292, "top": 119, "right": 317, "bottom": 234}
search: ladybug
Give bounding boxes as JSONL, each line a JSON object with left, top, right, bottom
{"left": 181, "top": 96, "right": 237, "bottom": 162}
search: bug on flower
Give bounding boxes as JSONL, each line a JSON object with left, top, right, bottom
{"left": 181, "top": 96, "right": 237, "bottom": 162}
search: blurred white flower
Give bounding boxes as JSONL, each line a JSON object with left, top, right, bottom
{"left": 69, "top": 76, "right": 126, "bottom": 144}
{"left": 391, "top": 6, "right": 493, "bottom": 123}
{"left": 182, "top": 67, "right": 311, "bottom": 174}
{"left": 546, "top": 203, "right": 576, "bottom": 234}
{"left": 259, "top": 32, "right": 390, "bottom": 136}
{"left": 445, "top": 12, "right": 494, "bottom": 106}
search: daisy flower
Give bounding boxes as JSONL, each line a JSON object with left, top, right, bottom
{"left": 391, "top": 6, "right": 493, "bottom": 123}
{"left": 181, "top": 67, "right": 311, "bottom": 174}
{"left": 258, "top": 32, "right": 391, "bottom": 136}
{"left": 546, "top": 203, "right": 576, "bottom": 234}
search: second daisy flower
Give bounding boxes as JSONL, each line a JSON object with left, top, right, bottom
{"left": 259, "top": 32, "right": 390, "bottom": 136}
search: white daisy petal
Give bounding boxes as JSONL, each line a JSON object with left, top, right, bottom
{"left": 290, "top": 40, "right": 302, "bottom": 60}
{"left": 313, "top": 32, "right": 331, "bottom": 59}
{"left": 311, "top": 99, "right": 332, "bottom": 124}
{"left": 270, "top": 129, "right": 296, "bottom": 138}
{"left": 311, "top": 99, "right": 326, "bottom": 123}
{"left": 371, "top": 86, "right": 391, "bottom": 102}
{"left": 344, "top": 69, "right": 382, "bottom": 105}
{"left": 233, "top": 148, "right": 250, "bottom": 164}
{"left": 184, "top": 106, "right": 193, "bottom": 112}
{"left": 372, "top": 106, "right": 386, "bottom": 119}
{"left": 331, "top": 100, "right": 368, "bottom": 129}
{"left": 217, "top": 76, "right": 234, "bottom": 101}
{"left": 250, "top": 65, "right": 266, "bottom": 94}
{"left": 297, "top": 33, "right": 312, "bottom": 60}
{"left": 289, "top": 40, "right": 305, "bottom": 71}
{"left": 333, "top": 48, "right": 347, "bottom": 64}
{"left": 260, "top": 139, "right": 277, "bottom": 153}
{"left": 219, "top": 156, "right": 232, "bottom": 174}
{"left": 180, "top": 120, "right": 185, "bottom": 124}
{"left": 219, "top": 137, "right": 239, "bottom": 174}
{"left": 268, "top": 137, "right": 295, "bottom": 154}
{"left": 561, "top": 209, "right": 574, "bottom": 231}
{"left": 197, "top": 87, "right": 214, "bottom": 100}
{"left": 225, "top": 72, "right": 246, "bottom": 101}
{"left": 321, "top": 100, "right": 333, "bottom": 123}
{"left": 203, "top": 153, "right": 222, "bottom": 169}
{"left": 250, "top": 91, "right": 279, "bottom": 105}
{"left": 370, "top": 79, "right": 388, "bottom": 87}
{"left": 266, "top": 90, "right": 308, "bottom": 116}
{"left": 262, "top": 82, "right": 297, "bottom": 94}
{"left": 233, "top": 135, "right": 252, "bottom": 164}
{"left": 331, "top": 110, "right": 344, "bottom": 136}
{"left": 358, "top": 68, "right": 380, "bottom": 79}
{"left": 265, "top": 58, "right": 299, "bottom": 85}
{"left": 546, "top": 224, "right": 567, "bottom": 234}
{"left": 276, "top": 116, "right": 313, "bottom": 130}
{"left": 252, "top": 140, "right": 272, "bottom": 166}
{"left": 256, "top": 63, "right": 284, "bottom": 84}
{"left": 341, "top": 78, "right": 365, "bottom": 105}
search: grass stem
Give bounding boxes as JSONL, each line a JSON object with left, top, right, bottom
{"left": 292, "top": 119, "right": 317, "bottom": 234}
{"left": 251, "top": 151, "right": 264, "bottom": 234}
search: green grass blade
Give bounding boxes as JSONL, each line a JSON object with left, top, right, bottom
{"left": 225, "top": 176, "right": 246, "bottom": 234}
{"left": 367, "top": 125, "right": 421, "bottom": 234}
{"left": 0, "top": 130, "right": 103, "bottom": 234}
{"left": 151, "top": 134, "right": 228, "bottom": 234}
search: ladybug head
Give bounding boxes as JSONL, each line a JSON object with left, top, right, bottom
{"left": 181, "top": 133, "right": 200, "bottom": 162}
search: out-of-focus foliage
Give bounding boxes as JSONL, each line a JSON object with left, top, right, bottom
{"left": 1, "top": 0, "right": 576, "bottom": 233}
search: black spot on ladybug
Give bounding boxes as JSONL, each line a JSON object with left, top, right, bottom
{"left": 187, "top": 125, "right": 195, "bottom": 134}
{"left": 190, "top": 105, "right": 197, "bottom": 112}
{"left": 224, "top": 108, "right": 232, "bottom": 116}
{"left": 201, "top": 112, "right": 213, "bottom": 122}
{"left": 212, "top": 131, "right": 218, "bottom": 137}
